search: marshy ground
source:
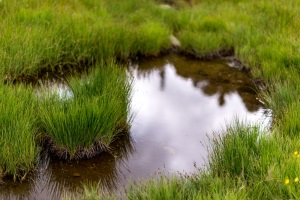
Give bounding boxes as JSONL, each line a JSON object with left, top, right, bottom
{"left": 0, "top": 0, "right": 300, "bottom": 199}
{"left": 0, "top": 54, "right": 267, "bottom": 199}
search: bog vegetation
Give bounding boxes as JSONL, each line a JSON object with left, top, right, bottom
{"left": 0, "top": 0, "right": 300, "bottom": 199}
{"left": 39, "top": 62, "right": 131, "bottom": 159}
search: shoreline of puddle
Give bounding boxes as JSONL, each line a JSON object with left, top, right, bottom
{"left": 0, "top": 54, "right": 271, "bottom": 199}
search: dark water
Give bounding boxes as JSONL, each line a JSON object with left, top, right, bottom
{"left": 0, "top": 54, "right": 270, "bottom": 199}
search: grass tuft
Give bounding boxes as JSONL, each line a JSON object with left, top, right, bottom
{"left": 0, "top": 83, "right": 39, "bottom": 180}
{"left": 39, "top": 62, "right": 132, "bottom": 159}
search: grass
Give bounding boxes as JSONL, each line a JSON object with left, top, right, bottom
{"left": 208, "top": 121, "right": 272, "bottom": 182}
{"left": 0, "top": 0, "right": 172, "bottom": 80}
{"left": 62, "top": 182, "right": 115, "bottom": 200}
{"left": 0, "top": 83, "right": 39, "bottom": 180}
{"left": 126, "top": 174, "right": 249, "bottom": 200}
{"left": 0, "top": 0, "right": 299, "bottom": 199}
{"left": 77, "top": 122, "right": 300, "bottom": 199}
{"left": 39, "top": 62, "right": 132, "bottom": 159}
{"left": 48, "top": 0, "right": 300, "bottom": 199}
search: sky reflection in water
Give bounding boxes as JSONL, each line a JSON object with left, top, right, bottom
{"left": 0, "top": 54, "right": 270, "bottom": 199}
{"left": 128, "top": 54, "right": 269, "bottom": 175}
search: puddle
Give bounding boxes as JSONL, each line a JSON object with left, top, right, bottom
{"left": 0, "top": 54, "right": 270, "bottom": 199}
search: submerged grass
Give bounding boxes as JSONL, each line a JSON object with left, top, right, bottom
{"left": 39, "top": 62, "right": 132, "bottom": 159}
{"left": 62, "top": 182, "right": 115, "bottom": 200}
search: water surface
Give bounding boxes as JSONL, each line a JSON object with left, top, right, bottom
{"left": 0, "top": 54, "right": 269, "bottom": 199}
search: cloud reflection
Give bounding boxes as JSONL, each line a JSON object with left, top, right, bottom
{"left": 0, "top": 54, "right": 269, "bottom": 199}
{"left": 128, "top": 54, "right": 268, "bottom": 174}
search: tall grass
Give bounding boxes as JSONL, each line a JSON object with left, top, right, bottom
{"left": 0, "top": 83, "right": 39, "bottom": 180}
{"left": 39, "top": 62, "right": 132, "bottom": 159}
{"left": 1, "top": 0, "right": 300, "bottom": 81}
{"left": 121, "top": 121, "right": 300, "bottom": 199}
{"left": 62, "top": 182, "right": 116, "bottom": 200}
{"left": 125, "top": 174, "right": 249, "bottom": 200}
{"left": 260, "top": 74, "right": 300, "bottom": 138}
{"left": 0, "top": 0, "right": 173, "bottom": 80}
{"left": 69, "top": 62, "right": 132, "bottom": 117}
{"left": 209, "top": 121, "right": 268, "bottom": 181}
{"left": 0, "top": 0, "right": 300, "bottom": 199}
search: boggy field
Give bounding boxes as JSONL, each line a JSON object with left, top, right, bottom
{"left": 1, "top": 0, "right": 300, "bottom": 199}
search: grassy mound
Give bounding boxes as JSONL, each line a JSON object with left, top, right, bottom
{"left": 39, "top": 62, "right": 132, "bottom": 159}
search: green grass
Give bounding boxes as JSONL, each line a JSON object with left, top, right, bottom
{"left": 126, "top": 174, "right": 249, "bottom": 200}
{"left": 62, "top": 182, "right": 115, "bottom": 200}
{"left": 208, "top": 121, "right": 272, "bottom": 182}
{"left": 113, "top": 122, "right": 300, "bottom": 199}
{"left": 39, "top": 62, "right": 131, "bottom": 159}
{"left": 0, "top": 83, "right": 39, "bottom": 180}
{"left": 0, "top": 0, "right": 173, "bottom": 80}
{"left": 50, "top": 0, "right": 300, "bottom": 198}
{"left": 0, "top": 0, "right": 300, "bottom": 199}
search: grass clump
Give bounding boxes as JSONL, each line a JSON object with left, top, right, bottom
{"left": 62, "top": 182, "right": 115, "bottom": 200}
{"left": 208, "top": 121, "right": 269, "bottom": 181}
{"left": 134, "top": 21, "right": 171, "bottom": 55}
{"left": 121, "top": 122, "right": 300, "bottom": 199}
{"left": 0, "top": 83, "right": 39, "bottom": 180}
{"left": 39, "top": 62, "right": 131, "bottom": 159}
{"left": 179, "top": 31, "right": 232, "bottom": 57}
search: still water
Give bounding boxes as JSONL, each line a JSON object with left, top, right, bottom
{"left": 0, "top": 54, "right": 269, "bottom": 199}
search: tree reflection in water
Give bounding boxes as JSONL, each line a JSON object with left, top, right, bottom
{"left": 0, "top": 54, "right": 268, "bottom": 200}
{"left": 130, "top": 53, "right": 262, "bottom": 113}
